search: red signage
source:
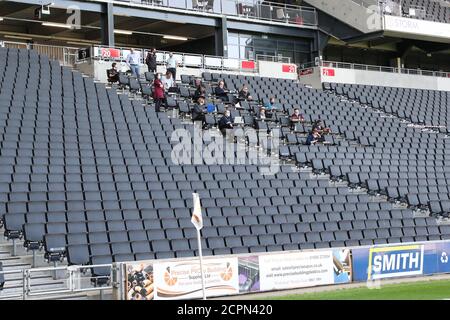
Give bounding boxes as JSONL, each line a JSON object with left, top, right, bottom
{"left": 101, "top": 48, "right": 121, "bottom": 58}
{"left": 322, "top": 68, "right": 335, "bottom": 77}
{"left": 299, "top": 68, "right": 313, "bottom": 76}
{"left": 241, "top": 60, "right": 255, "bottom": 70}
{"left": 282, "top": 64, "right": 297, "bottom": 73}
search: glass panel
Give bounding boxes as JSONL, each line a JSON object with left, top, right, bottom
{"left": 204, "top": 56, "right": 222, "bottom": 67}
{"left": 252, "top": 38, "right": 275, "bottom": 49}
{"left": 278, "top": 40, "right": 294, "bottom": 51}
{"left": 228, "top": 45, "right": 240, "bottom": 59}
{"left": 295, "top": 41, "right": 310, "bottom": 52}
{"left": 239, "top": 34, "right": 252, "bottom": 46}
{"left": 184, "top": 55, "right": 203, "bottom": 66}
{"left": 277, "top": 50, "right": 294, "bottom": 63}
{"left": 223, "top": 58, "right": 240, "bottom": 70}
{"left": 301, "top": 9, "right": 317, "bottom": 25}
{"left": 222, "top": 0, "right": 238, "bottom": 15}
{"left": 168, "top": 0, "right": 187, "bottom": 9}
{"left": 228, "top": 33, "right": 239, "bottom": 45}
{"left": 294, "top": 52, "right": 310, "bottom": 64}
{"left": 259, "top": 4, "right": 273, "bottom": 21}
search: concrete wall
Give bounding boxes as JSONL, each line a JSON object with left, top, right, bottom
{"left": 384, "top": 15, "right": 450, "bottom": 43}
{"left": 320, "top": 66, "right": 450, "bottom": 91}
{"left": 78, "top": 59, "right": 299, "bottom": 83}
{"left": 298, "top": 67, "right": 322, "bottom": 89}
{"left": 258, "top": 61, "right": 298, "bottom": 80}
{"left": 304, "top": 0, "right": 382, "bottom": 33}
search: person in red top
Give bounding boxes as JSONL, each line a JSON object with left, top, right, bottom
{"left": 153, "top": 73, "right": 165, "bottom": 112}
{"left": 290, "top": 108, "right": 305, "bottom": 128}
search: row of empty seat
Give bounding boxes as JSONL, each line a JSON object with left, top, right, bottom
{"left": 1, "top": 48, "right": 449, "bottom": 283}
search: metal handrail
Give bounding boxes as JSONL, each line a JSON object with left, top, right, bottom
{"left": 256, "top": 54, "right": 291, "bottom": 63}
{"left": 106, "top": 0, "right": 318, "bottom": 26}
{"left": 91, "top": 45, "right": 262, "bottom": 73}
{"left": 0, "top": 263, "right": 114, "bottom": 300}
{"left": 1, "top": 41, "right": 80, "bottom": 66}
{"left": 313, "top": 60, "right": 450, "bottom": 78}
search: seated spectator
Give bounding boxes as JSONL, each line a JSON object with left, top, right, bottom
{"left": 192, "top": 95, "right": 208, "bottom": 129}
{"left": 238, "top": 85, "right": 253, "bottom": 101}
{"left": 258, "top": 107, "right": 267, "bottom": 120}
{"left": 290, "top": 108, "right": 305, "bottom": 125}
{"left": 214, "top": 80, "right": 229, "bottom": 101}
{"left": 305, "top": 129, "right": 321, "bottom": 145}
{"left": 193, "top": 84, "right": 206, "bottom": 103}
{"left": 218, "top": 109, "right": 234, "bottom": 136}
{"left": 264, "top": 97, "right": 281, "bottom": 111}
{"left": 107, "top": 63, "right": 119, "bottom": 83}
{"left": 312, "top": 119, "right": 331, "bottom": 135}
{"left": 161, "top": 71, "right": 175, "bottom": 91}
{"left": 152, "top": 73, "right": 165, "bottom": 112}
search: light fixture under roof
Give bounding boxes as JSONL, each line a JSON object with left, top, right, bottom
{"left": 42, "top": 22, "right": 73, "bottom": 29}
{"left": 114, "top": 29, "right": 133, "bottom": 35}
{"left": 162, "top": 35, "right": 188, "bottom": 41}
{"left": 0, "top": 18, "right": 4, "bottom": 22}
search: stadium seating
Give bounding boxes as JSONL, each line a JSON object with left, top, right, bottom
{"left": 1, "top": 47, "right": 449, "bottom": 273}
{"left": 324, "top": 81, "right": 450, "bottom": 219}
{"left": 388, "top": 0, "right": 450, "bottom": 23}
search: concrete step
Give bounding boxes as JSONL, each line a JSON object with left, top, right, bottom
{"left": 2, "top": 262, "right": 32, "bottom": 271}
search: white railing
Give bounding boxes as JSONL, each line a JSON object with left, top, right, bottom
{"left": 109, "top": 0, "right": 318, "bottom": 26}
{"left": 299, "top": 59, "right": 450, "bottom": 79}
{"left": 351, "top": 0, "right": 446, "bottom": 23}
{"left": 256, "top": 54, "right": 291, "bottom": 63}
{"left": 382, "top": 1, "right": 445, "bottom": 22}
{"left": 1, "top": 41, "right": 80, "bottom": 66}
{"left": 90, "top": 45, "right": 261, "bottom": 73}
{"left": 0, "top": 263, "right": 115, "bottom": 300}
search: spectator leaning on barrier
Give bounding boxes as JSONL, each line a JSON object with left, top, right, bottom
{"left": 126, "top": 48, "right": 141, "bottom": 79}
{"left": 145, "top": 48, "right": 157, "bottom": 73}
{"left": 166, "top": 52, "right": 178, "bottom": 81}
{"left": 152, "top": 73, "right": 165, "bottom": 112}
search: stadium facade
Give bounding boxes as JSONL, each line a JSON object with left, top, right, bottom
{"left": 0, "top": 0, "right": 450, "bottom": 300}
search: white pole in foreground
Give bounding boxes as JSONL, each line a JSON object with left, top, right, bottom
{"left": 192, "top": 193, "right": 206, "bottom": 300}
{"left": 196, "top": 228, "right": 207, "bottom": 300}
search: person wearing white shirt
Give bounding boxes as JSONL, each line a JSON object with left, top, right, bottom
{"left": 161, "top": 71, "right": 174, "bottom": 91}
{"left": 126, "top": 48, "right": 141, "bottom": 79}
{"left": 166, "top": 52, "right": 178, "bottom": 81}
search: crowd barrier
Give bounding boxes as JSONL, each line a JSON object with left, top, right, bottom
{"left": 121, "top": 239, "right": 450, "bottom": 300}
{"left": 88, "top": 46, "right": 259, "bottom": 73}
{"left": 113, "top": 0, "right": 317, "bottom": 26}
{"left": 81, "top": 45, "right": 299, "bottom": 81}
{"left": 123, "top": 248, "right": 351, "bottom": 300}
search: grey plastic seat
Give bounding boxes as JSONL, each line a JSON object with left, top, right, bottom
{"left": 67, "top": 244, "right": 90, "bottom": 265}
